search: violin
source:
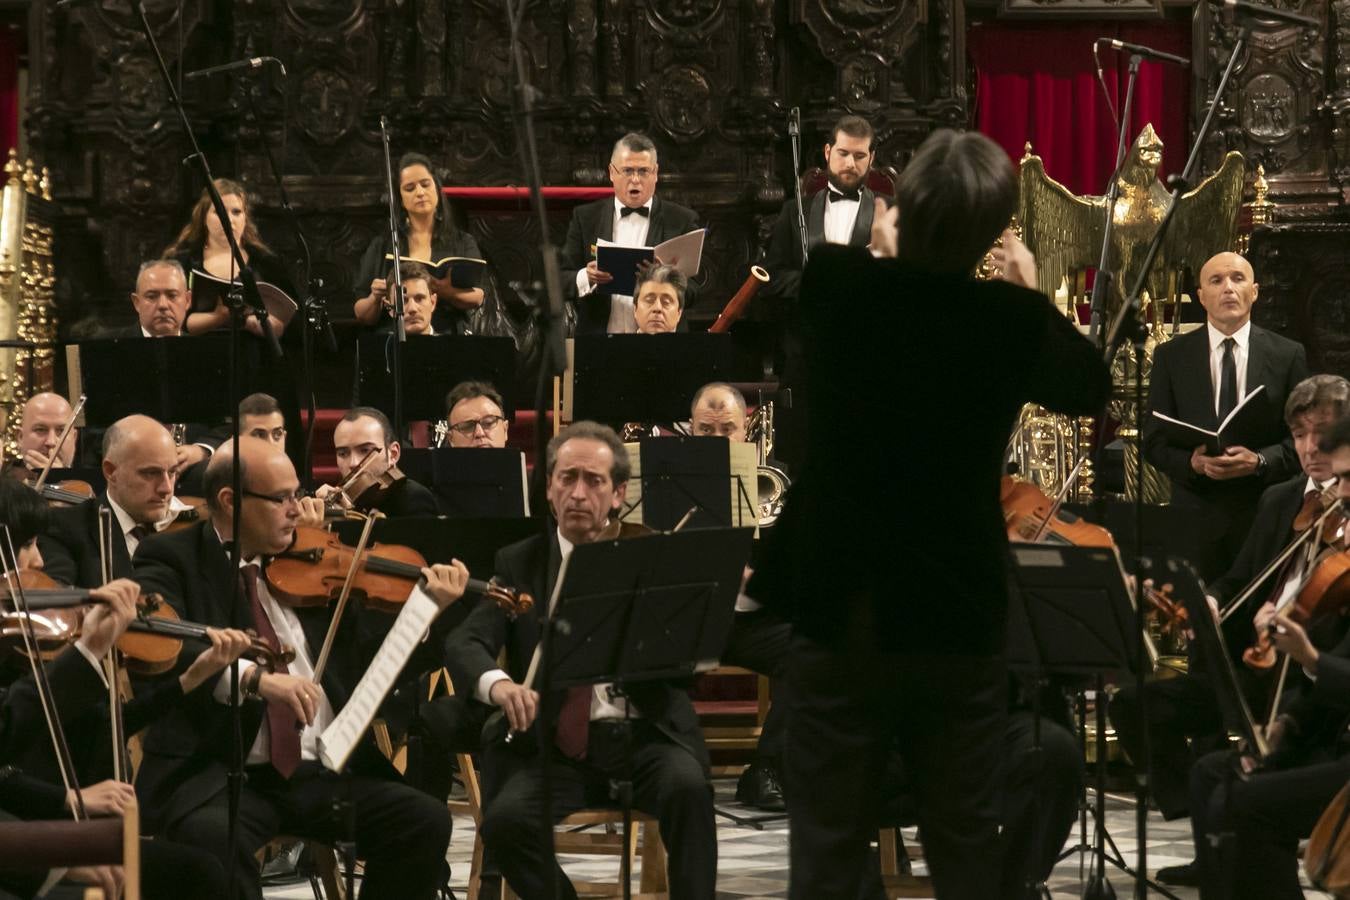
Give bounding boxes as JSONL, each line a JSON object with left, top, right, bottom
{"left": 160, "top": 496, "right": 208, "bottom": 533}
{"left": 1000, "top": 475, "right": 1113, "bottom": 547}
{"left": 325, "top": 450, "right": 406, "bottom": 513}
{"left": 1294, "top": 483, "right": 1347, "bottom": 545}
{"left": 265, "top": 526, "right": 533, "bottom": 617}
{"left": 1244, "top": 545, "right": 1350, "bottom": 670}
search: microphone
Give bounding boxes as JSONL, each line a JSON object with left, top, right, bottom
{"left": 1097, "top": 38, "right": 1189, "bottom": 66}
{"left": 1209, "top": 0, "right": 1320, "bottom": 27}
{"left": 787, "top": 107, "right": 800, "bottom": 138}
{"left": 184, "top": 57, "right": 287, "bottom": 81}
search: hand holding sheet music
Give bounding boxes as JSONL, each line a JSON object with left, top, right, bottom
{"left": 595, "top": 228, "right": 706, "bottom": 296}
{"left": 1150, "top": 384, "right": 1267, "bottom": 456}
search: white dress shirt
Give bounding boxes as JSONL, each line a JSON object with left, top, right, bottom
{"left": 476, "top": 526, "right": 635, "bottom": 721}
{"left": 1207, "top": 320, "right": 1251, "bottom": 417}
{"left": 575, "top": 198, "right": 653, "bottom": 334}
{"left": 213, "top": 550, "right": 335, "bottom": 765}
{"left": 106, "top": 493, "right": 194, "bottom": 560}
{"left": 822, "top": 188, "right": 861, "bottom": 246}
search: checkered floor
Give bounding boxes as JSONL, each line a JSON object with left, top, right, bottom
{"left": 259, "top": 781, "right": 1336, "bottom": 899}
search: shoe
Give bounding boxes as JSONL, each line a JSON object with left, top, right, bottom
{"left": 735, "top": 761, "right": 786, "bottom": 811}
{"left": 1156, "top": 862, "right": 1200, "bottom": 886}
{"left": 259, "top": 840, "right": 305, "bottom": 885}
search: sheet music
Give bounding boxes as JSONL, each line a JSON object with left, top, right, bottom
{"left": 317, "top": 586, "right": 439, "bottom": 772}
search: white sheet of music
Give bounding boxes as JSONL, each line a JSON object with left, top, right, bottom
{"left": 318, "top": 585, "right": 439, "bottom": 772}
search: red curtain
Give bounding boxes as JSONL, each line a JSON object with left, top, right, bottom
{"left": 968, "top": 20, "right": 1190, "bottom": 196}
{"left": 0, "top": 30, "right": 16, "bottom": 155}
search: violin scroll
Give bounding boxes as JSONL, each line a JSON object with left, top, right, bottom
{"left": 481, "top": 579, "right": 534, "bottom": 620}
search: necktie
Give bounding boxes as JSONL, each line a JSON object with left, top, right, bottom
{"left": 554, "top": 686, "right": 592, "bottom": 760}
{"left": 242, "top": 564, "right": 301, "bottom": 778}
{"left": 128, "top": 524, "right": 153, "bottom": 543}
{"left": 827, "top": 186, "right": 861, "bottom": 203}
{"left": 619, "top": 205, "right": 650, "bottom": 218}
{"left": 1218, "top": 337, "right": 1238, "bottom": 421}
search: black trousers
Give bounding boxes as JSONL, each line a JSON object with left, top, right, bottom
{"left": 721, "top": 607, "right": 791, "bottom": 764}
{"left": 162, "top": 762, "right": 450, "bottom": 900}
{"left": 1191, "top": 748, "right": 1350, "bottom": 900}
{"left": 1110, "top": 673, "right": 1228, "bottom": 820}
{"left": 479, "top": 720, "right": 716, "bottom": 900}
{"left": 785, "top": 622, "right": 1007, "bottom": 900}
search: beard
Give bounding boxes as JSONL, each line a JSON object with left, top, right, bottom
{"left": 826, "top": 167, "right": 863, "bottom": 194}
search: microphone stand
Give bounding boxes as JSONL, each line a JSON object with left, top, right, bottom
{"left": 378, "top": 118, "right": 408, "bottom": 437}
{"left": 788, "top": 108, "right": 809, "bottom": 265}
{"left": 504, "top": 0, "right": 567, "bottom": 895}
{"left": 1099, "top": 20, "right": 1253, "bottom": 900}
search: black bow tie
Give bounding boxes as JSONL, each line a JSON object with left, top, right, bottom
{"left": 620, "top": 205, "right": 650, "bottom": 218}
{"left": 827, "top": 187, "right": 861, "bottom": 203}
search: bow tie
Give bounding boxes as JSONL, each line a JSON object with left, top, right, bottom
{"left": 827, "top": 187, "right": 861, "bottom": 203}
{"left": 620, "top": 205, "right": 650, "bottom": 218}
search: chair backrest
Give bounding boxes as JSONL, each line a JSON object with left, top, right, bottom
{"left": 0, "top": 797, "right": 140, "bottom": 900}
{"left": 799, "top": 166, "right": 899, "bottom": 200}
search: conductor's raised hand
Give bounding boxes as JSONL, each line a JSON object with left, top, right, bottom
{"left": 869, "top": 197, "right": 898, "bottom": 259}
{"left": 490, "top": 680, "right": 539, "bottom": 733}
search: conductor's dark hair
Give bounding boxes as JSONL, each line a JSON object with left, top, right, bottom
{"left": 1319, "top": 412, "right": 1350, "bottom": 455}
{"left": 343, "top": 407, "right": 395, "bottom": 447}
{"left": 895, "top": 129, "right": 1017, "bottom": 276}
{"left": 445, "top": 381, "right": 504, "bottom": 418}
{"left": 0, "top": 476, "right": 51, "bottom": 548}
{"left": 829, "top": 115, "right": 875, "bottom": 152}
{"left": 546, "top": 421, "right": 631, "bottom": 485}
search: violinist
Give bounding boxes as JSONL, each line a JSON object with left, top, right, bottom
{"left": 446, "top": 422, "right": 717, "bottom": 900}
{"left": 444, "top": 381, "right": 510, "bottom": 449}
{"left": 1185, "top": 410, "right": 1350, "bottom": 899}
{"left": 14, "top": 393, "right": 78, "bottom": 474}
{"left": 314, "top": 407, "right": 438, "bottom": 517}
{"left": 130, "top": 437, "right": 458, "bottom": 900}
{"left": 0, "top": 477, "right": 245, "bottom": 900}
{"left": 1113, "top": 374, "right": 1349, "bottom": 870}
{"left": 238, "top": 393, "right": 286, "bottom": 448}
{"left": 40, "top": 415, "right": 197, "bottom": 587}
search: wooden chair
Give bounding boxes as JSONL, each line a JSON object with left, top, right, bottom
{"left": 694, "top": 665, "right": 770, "bottom": 776}
{"left": 0, "top": 797, "right": 142, "bottom": 900}
{"left": 878, "top": 827, "right": 934, "bottom": 899}
{"left": 799, "top": 165, "right": 900, "bottom": 200}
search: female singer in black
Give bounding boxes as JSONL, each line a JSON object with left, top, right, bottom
{"left": 353, "top": 152, "right": 484, "bottom": 335}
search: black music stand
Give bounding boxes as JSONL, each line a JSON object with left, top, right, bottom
{"left": 398, "top": 448, "right": 529, "bottom": 518}
{"left": 355, "top": 334, "right": 516, "bottom": 423}
{"left": 75, "top": 335, "right": 237, "bottom": 427}
{"left": 537, "top": 528, "right": 753, "bottom": 900}
{"left": 572, "top": 334, "right": 758, "bottom": 426}
{"left": 1006, "top": 543, "right": 1179, "bottom": 900}
{"left": 624, "top": 436, "right": 755, "bottom": 532}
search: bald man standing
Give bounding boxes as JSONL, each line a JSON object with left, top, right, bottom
{"left": 40, "top": 414, "right": 193, "bottom": 586}
{"left": 16, "top": 391, "right": 79, "bottom": 471}
{"left": 1143, "top": 251, "right": 1309, "bottom": 580}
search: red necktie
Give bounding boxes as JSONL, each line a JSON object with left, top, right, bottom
{"left": 555, "top": 686, "right": 592, "bottom": 760}
{"left": 242, "top": 564, "right": 301, "bottom": 778}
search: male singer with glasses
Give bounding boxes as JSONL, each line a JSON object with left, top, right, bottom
{"left": 559, "top": 132, "right": 701, "bottom": 335}
{"left": 1142, "top": 251, "right": 1308, "bottom": 580}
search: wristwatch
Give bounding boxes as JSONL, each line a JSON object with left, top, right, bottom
{"left": 1255, "top": 451, "right": 1268, "bottom": 477}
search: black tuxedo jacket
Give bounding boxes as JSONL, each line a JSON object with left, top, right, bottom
{"left": 759, "top": 187, "right": 878, "bottom": 307}
{"left": 559, "top": 196, "right": 702, "bottom": 334}
{"left": 1208, "top": 475, "right": 1306, "bottom": 632}
{"left": 444, "top": 531, "right": 710, "bottom": 771}
{"left": 97, "top": 323, "right": 148, "bottom": 339}
{"left": 38, "top": 495, "right": 133, "bottom": 589}
{"left": 1142, "top": 324, "right": 1307, "bottom": 513}
{"left": 375, "top": 475, "right": 440, "bottom": 518}
{"left": 747, "top": 245, "right": 1111, "bottom": 656}
{"left": 130, "top": 521, "right": 395, "bottom": 833}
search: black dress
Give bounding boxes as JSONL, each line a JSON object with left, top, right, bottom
{"left": 354, "top": 229, "right": 484, "bottom": 336}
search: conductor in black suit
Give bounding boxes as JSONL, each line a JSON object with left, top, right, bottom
{"left": 1115, "top": 376, "right": 1347, "bottom": 854}
{"left": 445, "top": 421, "right": 717, "bottom": 900}
{"left": 130, "top": 437, "right": 461, "bottom": 900}
{"left": 559, "top": 133, "right": 701, "bottom": 334}
{"left": 748, "top": 130, "right": 1111, "bottom": 899}
{"left": 1143, "top": 251, "right": 1309, "bottom": 580}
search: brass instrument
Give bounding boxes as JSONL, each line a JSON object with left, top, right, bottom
{"left": 170, "top": 424, "right": 188, "bottom": 446}
{"left": 432, "top": 419, "right": 449, "bottom": 447}
{"left": 708, "top": 266, "right": 770, "bottom": 334}
{"left": 748, "top": 400, "right": 788, "bottom": 528}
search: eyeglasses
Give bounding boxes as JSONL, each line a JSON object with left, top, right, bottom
{"left": 447, "top": 415, "right": 506, "bottom": 437}
{"left": 612, "top": 165, "right": 655, "bottom": 179}
{"left": 242, "top": 489, "right": 305, "bottom": 508}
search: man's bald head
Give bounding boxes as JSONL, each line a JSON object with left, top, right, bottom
{"left": 1197, "top": 251, "right": 1258, "bottom": 335}
{"left": 19, "top": 392, "right": 78, "bottom": 469}
{"left": 690, "top": 383, "right": 748, "bottom": 442}
{"left": 203, "top": 436, "right": 294, "bottom": 508}
{"left": 204, "top": 436, "right": 300, "bottom": 557}
{"left": 102, "top": 415, "right": 178, "bottom": 525}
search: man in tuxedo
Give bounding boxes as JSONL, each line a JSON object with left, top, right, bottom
{"left": 315, "top": 407, "right": 439, "bottom": 517}
{"left": 1114, "top": 373, "right": 1349, "bottom": 884}
{"left": 238, "top": 393, "right": 286, "bottom": 447}
{"left": 1142, "top": 251, "right": 1309, "bottom": 580}
{"left": 15, "top": 392, "right": 78, "bottom": 472}
{"left": 748, "top": 129, "right": 1111, "bottom": 899}
{"left": 560, "top": 133, "right": 701, "bottom": 334}
{"left": 757, "top": 114, "right": 881, "bottom": 466}
{"left": 633, "top": 264, "right": 685, "bottom": 335}
{"left": 444, "top": 381, "right": 509, "bottom": 449}
{"left": 446, "top": 421, "right": 717, "bottom": 900}
{"left": 40, "top": 414, "right": 195, "bottom": 586}
{"left": 130, "top": 437, "right": 463, "bottom": 900}
{"left": 99, "top": 259, "right": 191, "bottom": 339}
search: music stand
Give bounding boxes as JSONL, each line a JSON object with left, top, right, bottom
{"left": 72, "top": 335, "right": 237, "bottom": 427}
{"left": 571, "top": 334, "right": 758, "bottom": 426}
{"left": 397, "top": 448, "right": 529, "bottom": 518}
{"left": 621, "top": 437, "right": 756, "bottom": 532}
{"left": 538, "top": 528, "right": 753, "bottom": 900}
{"left": 1006, "top": 543, "right": 1179, "bottom": 900}
{"left": 355, "top": 334, "right": 516, "bottom": 423}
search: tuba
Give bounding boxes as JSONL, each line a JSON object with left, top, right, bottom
{"left": 748, "top": 400, "right": 789, "bottom": 527}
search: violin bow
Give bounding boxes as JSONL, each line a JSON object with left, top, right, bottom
{"left": 333, "top": 448, "right": 383, "bottom": 509}
{"left": 1218, "top": 501, "right": 1342, "bottom": 624}
{"left": 312, "top": 510, "right": 382, "bottom": 685}
{"left": 0, "top": 527, "right": 86, "bottom": 818}
{"left": 1029, "top": 455, "right": 1088, "bottom": 543}
{"left": 97, "top": 506, "right": 133, "bottom": 784}
{"left": 32, "top": 394, "right": 86, "bottom": 493}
